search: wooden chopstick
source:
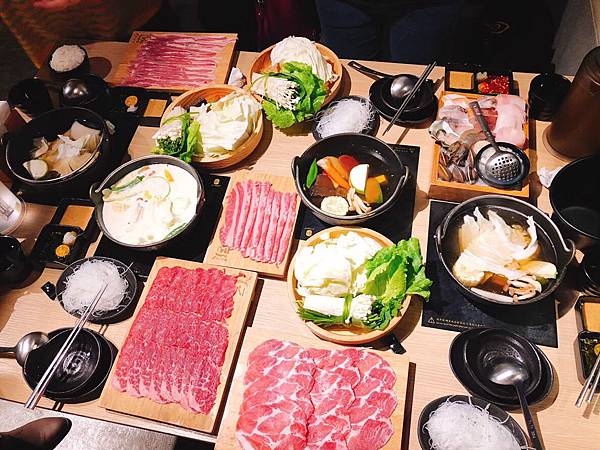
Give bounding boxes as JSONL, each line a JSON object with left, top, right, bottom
{"left": 382, "top": 61, "right": 437, "bottom": 135}
{"left": 24, "top": 284, "right": 108, "bottom": 410}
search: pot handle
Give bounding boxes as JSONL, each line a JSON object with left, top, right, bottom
{"left": 397, "top": 166, "right": 409, "bottom": 192}
{"left": 434, "top": 222, "right": 445, "bottom": 249}
{"left": 290, "top": 156, "right": 299, "bottom": 179}
{"left": 41, "top": 281, "right": 56, "bottom": 300}
{"left": 89, "top": 182, "right": 102, "bottom": 205}
{"left": 561, "top": 238, "right": 576, "bottom": 267}
{"left": 347, "top": 61, "right": 391, "bottom": 79}
{"left": 0, "top": 132, "right": 13, "bottom": 151}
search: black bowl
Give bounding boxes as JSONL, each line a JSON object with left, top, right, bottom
{"left": 449, "top": 329, "right": 554, "bottom": 409}
{"left": 435, "top": 195, "right": 575, "bottom": 306}
{"left": 291, "top": 133, "right": 409, "bottom": 225}
{"left": 59, "top": 75, "right": 111, "bottom": 114}
{"left": 418, "top": 394, "right": 528, "bottom": 449}
{"left": 47, "top": 45, "right": 90, "bottom": 81}
{"left": 528, "top": 73, "right": 571, "bottom": 121}
{"left": 5, "top": 107, "right": 111, "bottom": 190}
{"left": 50, "top": 256, "right": 139, "bottom": 324}
{"left": 7, "top": 78, "right": 53, "bottom": 117}
{"left": 550, "top": 154, "right": 600, "bottom": 250}
{"left": 312, "top": 96, "right": 380, "bottom": 141}
{"left": 90, "top": 155, "right": 205, "bottom": 252}
{"left": 23, "top": 328, "right": 101, "bottom": 396}
{"left": 464, "top": 328, "right": 542, "bottom": 400}
{"left": 0, "top": 235, "right": 32, "bottom": 286}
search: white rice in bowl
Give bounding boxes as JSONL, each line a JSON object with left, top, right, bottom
{"left": 50, "top": 45, "right": 86, "bottom": 72}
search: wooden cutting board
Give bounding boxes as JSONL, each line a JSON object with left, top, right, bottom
{"left": 110, "top": 31, "right": 237, "bottom": 92}
{"left": 203, "top": 172, "right": 300, "bottom": 278}
{"left": 215, "top": 327, "right": 410, "bottom": 450}
{"left": 99, "top": 257, "right": 258, "bottom": 433}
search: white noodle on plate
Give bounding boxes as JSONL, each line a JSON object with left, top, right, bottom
{"left": 424, "top": 399, "right": 523, "bottom": 450}
{"left": 61, "top": 260, "right": 128, "bottom": 315}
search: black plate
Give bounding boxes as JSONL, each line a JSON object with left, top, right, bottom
{"left": 54, "top": 256, "right": 139, "bottom": 324}
{"left": 369, "top": 78, "right": 438, "bottom": 124}
{"left": 312, "top": 96, "right": 380, "bottom": 141}
{"left": 23, "top": 328, "right": 101, "bottom": 396}
{"left": 418, "top": 394, "right": 528, "bottom": 449}
{"left": 29, "top": 224, "right": 85, "bottom": 269}
{"left": 449, "top": 329, "right": 554, "bottom": 409}
{"left": 24, "top": 328, "right": 117, "bottom": 403}
{"left": 463, "top": 328, "right": 543, "bottom": 400}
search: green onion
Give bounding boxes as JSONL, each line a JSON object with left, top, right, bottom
{"left": 109, "top": 175, "right": 144, "bottom": 193}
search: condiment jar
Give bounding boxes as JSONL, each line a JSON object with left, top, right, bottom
{"left": 545, "top": 47, "right": 600, "bottom": 159}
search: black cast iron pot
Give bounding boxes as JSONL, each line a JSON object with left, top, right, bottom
{"left": 5, "top": 107, "right": 110, "bottom": 193}
{"left": 291, "top": 133, "right": 409, "bottom": 225}
{"left": 435, "top": 195, "right": 575, "bottom": 306}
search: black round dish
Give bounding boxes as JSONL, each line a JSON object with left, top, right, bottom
{"left": 449, "top": 329, "right": 554, "bottom": 409}
{"left": 47, "top": 45, "right": 90, "bottom": 81}
{"left": 418, "top": 394, "right": 528, "bottom": 449}
{"left": 23, "top": 328, "right": 101, "bottom": 396}
{"left": 59, "top": 75, "right": 111, "bottom": 114}
{"left": 7, "top": 78, "right": 53, "bottom": 117}
{"left": 312, "top": 96, "right": 380, "bottom": 141}
{"left": 90, "top": 154, "right": 205, "bottom": 252}
{"left": 528, "top": 73, "right": 571, "bottom": 121}
{"left": 550, "top": 154, "right": 600, "bottom": 251}
{"left": 378, "top": 75, "right": 436, "bottom": 112}
{"left": 369, "top": 78, "right": 438, "bottom": 124}
{"left": 4, "top": 107, "right": 111, "bottom": 192}
{"left": 0, "top": 235, "right": 32, "bottom": 286}
{"left": 291, "top": 133, "right": 409, "bottom": 225}
{"left": 463, "top": 328, "right": 542, "bottom": 400}
{"left": 48, "top": 256, "right": 138, "bottom": 324}
{"left": 474, "top": 142, "right": 531, "bottom": 189}
{"left": 23, "top": 328, "right": 116, "bottom": 403}
{"left": 435, "top": 195, "right": 575, "bottom": 306}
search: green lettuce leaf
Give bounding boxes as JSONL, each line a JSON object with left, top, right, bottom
{"left": 262, "top": 99, "right": 297, "bottom": 129}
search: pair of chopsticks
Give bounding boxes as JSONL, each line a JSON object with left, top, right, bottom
{"left": 382, "top": 61, "right": 437, "bottom": 135}
{"left": 24, "top": 284, "right": 108, "bottom": 410}
{"left": 576, "top": 347, "right": 600, "bottom": 407}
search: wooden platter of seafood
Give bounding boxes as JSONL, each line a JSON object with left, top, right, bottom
{"left": 3, "top": 31, "right": 600, "bottom": 450}
{"left": 428, "top": 91, "right": 531, "bottom": 202}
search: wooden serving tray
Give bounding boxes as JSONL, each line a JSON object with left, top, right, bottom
{"left": 215, "top": 327, "right": 410, "bottom": 450}
{"left": 111, "top": 31, "right": 237, "bottom": 92}
{"left": 203, "top": 172, "right": 300, "bottom": 278}
{"left": 427, "top": 91, "right": 531, "bottom": 202}
{"left": 99, "top": 257, "right": 258, "bottom": 433}
{"left": 287, "top": 227, "right": 411, "bottom": 345}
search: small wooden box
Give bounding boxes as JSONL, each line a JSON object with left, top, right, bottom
{"left": 427, "top": 92, "right": 531, "bottom": 202}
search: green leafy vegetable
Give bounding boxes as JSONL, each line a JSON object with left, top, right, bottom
{"left": 363, "top": 238, "right": 432, "bottom": 330}
{"left": 153, "top": 113, "right": 202, "bottom": 163}
{"left": 306, "top": 159, "right": 318, "bottom": 189}
{"left": 261, "top": 61, "right": 327, "bottom": 129}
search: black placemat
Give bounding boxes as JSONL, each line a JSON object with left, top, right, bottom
{"left": 94, "top": 173, "right": 229, "bottom": 278}
{"left": 296, "top": 144, "right": 420, "bottom": 242}
{"left": 422, "top": 200, "right": 558, "bottom": 347}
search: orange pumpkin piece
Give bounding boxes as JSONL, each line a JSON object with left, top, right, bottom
{"left": 364, "top": 177, "right": 383, "bottom": 204}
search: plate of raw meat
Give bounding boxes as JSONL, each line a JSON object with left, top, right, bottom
{"left": 215, "top": 327, "right": 410, "bottom": 450}
{"left": 99, "top": 257, "right": 257, "bottom": 433}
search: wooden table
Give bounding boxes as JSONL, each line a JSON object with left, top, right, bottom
{"left": 1, "top": 42, "right": 597, "bottom": 449}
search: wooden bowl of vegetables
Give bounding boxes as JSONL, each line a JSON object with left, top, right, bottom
{"left": 249, "top": 42, "right": 342, "bottom": 108}
{"left": 159, "top": 84, "right": 263, "bottom": 170}
{"left": 287, "top": 227, "right": 430, "bottom": 344}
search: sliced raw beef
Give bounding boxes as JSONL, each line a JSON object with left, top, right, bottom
{"left": 112, "top": 266, "right": 237, "bottom": 415}
{"left": 219, "top": 181, "right": 297, "bottom": 265}
{"left": 236, "top": 340, "right": 397, "bottom": 450}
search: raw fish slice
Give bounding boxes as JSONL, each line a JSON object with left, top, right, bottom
{"left": 494, "top": 126, "right": 526, "bottom": 148}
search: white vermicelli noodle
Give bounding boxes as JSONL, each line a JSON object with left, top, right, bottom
{"left": 61, "top": 260, "right": 127, "bottom": 315}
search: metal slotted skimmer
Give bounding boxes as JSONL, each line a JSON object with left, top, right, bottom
{"left": 469, "top": 101, "right": 530, "bottom": 188}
